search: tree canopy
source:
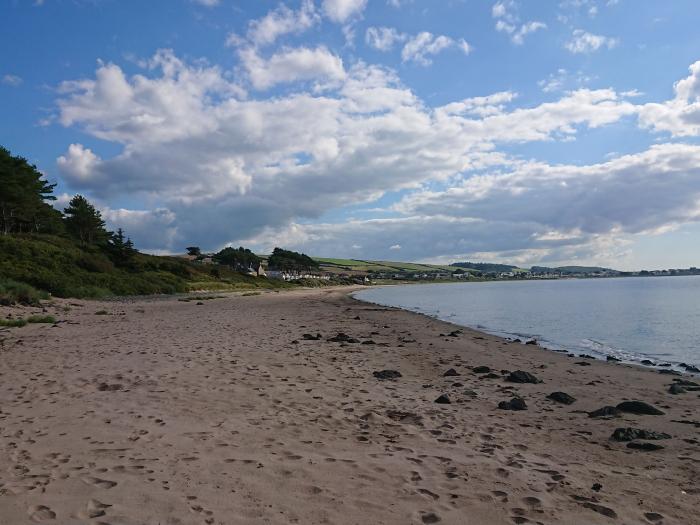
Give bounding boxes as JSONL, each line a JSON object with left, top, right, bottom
{"left": 64, "top": 194, "right": 109, "bottom": 245}
{"left": 267, "top": 247, "right": 319, "bottom": 272}
{"left": 0, "top": 146, "right": 62, "bottom": 235}
{"left": 213, "top": 246, "right": 261, "bottom": 271}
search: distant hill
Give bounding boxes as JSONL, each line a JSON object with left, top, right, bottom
{"left": 450, "top": 262, "right": 519, "bottom": 273}
{"left": 314, "top": 257, "right": 456, "bottom": 274}
{"left": 530, "top": 265, "right": 617, "bottom": 275}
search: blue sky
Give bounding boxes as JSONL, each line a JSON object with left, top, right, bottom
{"left": 2, "top": 0, "right": 700, "bottom": 270}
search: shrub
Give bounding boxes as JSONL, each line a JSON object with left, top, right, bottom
{"left": 0, "top": 278, "right": 48, "bottom": 306}
{"left": 27, "top": 315, "right": 56, "bottom": 324}
{"left": 0, "top": 318, "right": 28, "bottom": 328}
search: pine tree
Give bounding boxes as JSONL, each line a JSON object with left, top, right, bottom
{"left": 63, "top": 195, "right": 109, "bottom": 245}
{"left": 107, "top": 227, "right": 138, "bottom": 266}
{"left": 0, "top": 146, "right": 62, "bottom": 234}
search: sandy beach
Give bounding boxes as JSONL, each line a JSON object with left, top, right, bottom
{"left": 0, "top": 287, "right": 698, "bottom": 525}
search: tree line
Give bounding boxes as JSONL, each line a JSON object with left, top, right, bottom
{"left": 2, "top": 145, "right": 320, "bottom": 275}
{"left": 1, "top": 146, "right": 136, "bottom": 266}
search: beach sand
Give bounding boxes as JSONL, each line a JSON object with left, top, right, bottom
{"left": 0, "top": 287, "right": 697, "bottom": 524}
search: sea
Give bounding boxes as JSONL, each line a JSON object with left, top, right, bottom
{"left": 354, "top": 276, "right": 700, "bottom": 369}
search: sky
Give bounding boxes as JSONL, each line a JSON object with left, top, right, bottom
{"left": 2, "top": 0, "right": 700, "bottom": 270}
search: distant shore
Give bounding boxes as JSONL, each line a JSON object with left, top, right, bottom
{"left": 0, "top": 288, "right": 696, "bottom": 524}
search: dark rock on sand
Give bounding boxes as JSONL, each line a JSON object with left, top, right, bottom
{"left": 434, "top": 394, "right": 452, "bottom": 404}
{"left": 641, "top": 359, "right": 656, "bottom": 366}
{"left": 346, "top": 338, "right": 361, "bottom": 344}
{"left": 328, "top": 333, "right": 351, "bottom": 342}
{"left": 483, "top": 373, "right": 501, "bottom": 379}
{"left": 498, "top": 397, "right": 527, "bottom": 411}
{"left": 658, "top": 369, "right": 681, "bottom": 376}
{"left": 611, "top": 427, "right": 671, "bottom": 441}
{"left": 582, "top": 502, "right": 617, "bottom": 519}
{"left": 472, "top": 366, "right": 491, "bottom": 374}
{"left": 547, "top": 391, "right": 576, "bottom": 405}
{"left": 447, "top": 330, "right": 462, "bottom": 337}
{"left": 506, "top": 370, "right": 542, "bottom": 384}
{"left": 373, "top": 370, "right": 402, "bottom": 380}
{"left": 588, "top": 406, "right": 621, "bottom": 418}
{"left": 579, "top": 354, "right": 596, "bottom": 359}
{"left": 443, "top": 368, "right": 459, "bottom": 377}
{"left": 302, "top": 333, "right": 322, "bottom": 340}
{"left": 683, "top": 364, "right": 700, "bottom": 373}
{"left": 669, "top": 384, "right": 687, "bottom": 395}
{"left": 606, "top": 356, "right": 621, "bottom": 362}
{"left": 574, "top": 361, "right": 592, "bottom": 366}
{"left": 616, "top": 401, "right": 664, "bottom": 415}
{"left": 361, "top": 340, "right": 376, "bottom": 345}
{"left": 97, "top": 383, "right": 123, "bottom": 392}
{"left": 627, "top": 441, "right": 664, "bottom": 451}
{"left": 591, "top": 483, "right": 602, "bottom": 492}
{"left": 525, "top": 339, "right": 538, "bottom": 345}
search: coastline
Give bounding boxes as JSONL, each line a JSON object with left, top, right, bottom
{"left": 0, "top": 288, "right": 697, "bottom": 524}
{"left": 353, "top": 278, "right": 700, "bottom": 373}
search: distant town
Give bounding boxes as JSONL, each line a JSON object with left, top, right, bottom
{"left": 183, "top": 249, "right": 700, "bottom": 284}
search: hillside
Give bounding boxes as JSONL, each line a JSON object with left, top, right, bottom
{"left": 530, "top": 265, "right": 616, "bottom": 275}
{"left": 0, "top": 234, "right": 290, "bottom": 300}
{"left": 314, "top": 257, "right": 457, "bottom": 275}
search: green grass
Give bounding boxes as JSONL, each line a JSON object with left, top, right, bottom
{"left": 0, "top": 318, "right": 27, "bottom": 328}
{"left": 0, "top": 234, "right": 291, "bottom": 300}
{"left": 0, "top": 314, "right": 56, "bottom": 328}
{"left": 27, "top": 315, "right": 56, "bottom": 324}
{"left": 241, "top": 291, "right": 261, "bottom": 296}
{"left": 314, "top": 257, "right": 458, "bottom": 274}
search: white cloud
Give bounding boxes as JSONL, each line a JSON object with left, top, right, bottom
{"left": 57, "top": 144, "right": 101, "bottom": 181}
{"left": 565, "top": 29, "right": 619, "bottom": 53}
{"left": 2, "top": 74, "right": 23, "bottom": 86}
{"left": 245, "top": 0, "right": 319, "bottom": 47}
{"left": 638, "top": 60, "right": 700, "bottom": 137}
{"left": 365, "top": 27, "right": 406, "bottom": 51}
{"left": 401, "top": 32, "right": 471, "bottom": 66}
{"left": 492, "top": 1, "right": 547, "bottom": 45}
{"left": 52, "top": 51, "right": 700, "bottom": 262}
{"left": 239, "top": 46, "right": 346, "bottom": 90}
{"left": 322, "top": 0, "right": 367, "bottom": 23}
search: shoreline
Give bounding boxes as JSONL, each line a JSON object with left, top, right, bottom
{"left": 352, "top": 280, "right": 700, "bottom": 374}
{"left": 0, "top": 288, "right": 697, "bottom": 524}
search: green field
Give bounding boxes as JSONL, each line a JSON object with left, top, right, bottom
{"left": 313, "top": 257, "right": 470, "bottom": 274}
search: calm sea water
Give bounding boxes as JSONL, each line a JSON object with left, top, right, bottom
{"left": 354, "top": 276, "right": 700, "bottom": 368}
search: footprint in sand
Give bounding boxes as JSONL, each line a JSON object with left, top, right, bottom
{"left": 28, "top": 505, "right": 56, "bottom": 521}
{"left": 82, "top": 476, "right": 118, "bottom": 489}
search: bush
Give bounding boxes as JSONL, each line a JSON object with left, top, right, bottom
{"left": 0, "top": 318, "right": 28, "bottom": 327}
{"left": 27, "top": 315, "right": 56, "bottom": 324}
{"left": 0, "top": 278, "right": 48, "bottom": 306}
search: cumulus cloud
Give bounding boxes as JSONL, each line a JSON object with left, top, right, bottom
{"left": 492, "top": 1, "right": 547, "bottom": 45}
{"left": 322, "top": 0, "right": 367, "bottom": 23}
{"left": 244, "top": 0, "right": 319, "bottom": 47}
{"left": 638, "top": 60, "right": 700, "bottom": 137}
{"left": 565, "top": 29, "right": 619, "bottom": 53}
{"left": 52, "top": 50, "right": 700, "bottom": 264}
{"left": 52, "top": 50, "right": 647, "bottom": 253}
{"left": 401, "top": 32, "right": 471, "bottom": 65}
{"left": 238, "top": 45, "right": 346, "bottom": 90}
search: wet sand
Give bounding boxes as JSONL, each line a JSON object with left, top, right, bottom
{"left": 0, "top": 287, "right": 697, "bottom": 524}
